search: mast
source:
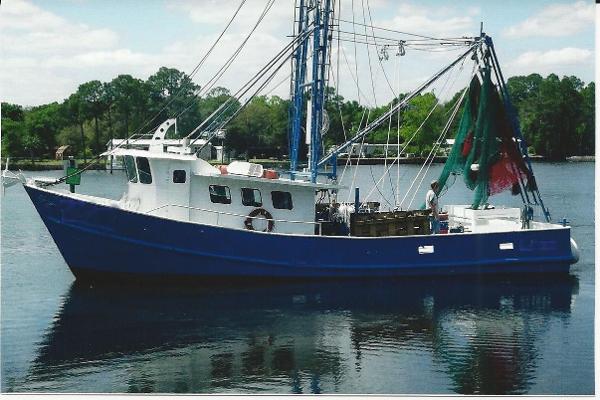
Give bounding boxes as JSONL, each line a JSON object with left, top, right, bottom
{"left": 289, "top": 0, "right": 309, "bottom": 176}
{"left": 289, "top": 0, "right": 333, "bottom": 182}
{"left": 309, "top": 0, "right": 332, "bottom": 183}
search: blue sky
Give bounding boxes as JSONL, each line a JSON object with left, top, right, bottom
{"left": 1, "top": 0, "right": 595, "bottom": 106}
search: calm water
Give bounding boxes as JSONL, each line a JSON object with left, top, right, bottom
{"left": 0, "top": 163, "right": 594, "bottom": 394}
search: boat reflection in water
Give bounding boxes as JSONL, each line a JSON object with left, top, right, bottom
{"left": 27, "top": 270, "right": 578, "bottom": 394}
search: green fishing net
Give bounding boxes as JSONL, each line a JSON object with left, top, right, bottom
{"left": 435, "top": 68, "right": 529, "bottom": 209}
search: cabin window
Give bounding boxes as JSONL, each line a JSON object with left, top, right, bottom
{"left": 173, "top": 170, "right": 186, "bottom": 183}
{"left": 272, "top": 191, "right": 293, "bottom": 210}
{"left": 123, "top": 155, "right": 138, "bottom": 183}
{"left": 136, "top": 157, "right": 152, "bottom": 184}
{"left": 241, "top": 188, "right": 262, "bottom": 207}
{"left": 209, "top": 185, "right": 231, "bottom": 204}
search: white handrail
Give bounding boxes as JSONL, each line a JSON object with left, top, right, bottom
{"left": 146, "top": 203, "right": 322, "bottom": 233}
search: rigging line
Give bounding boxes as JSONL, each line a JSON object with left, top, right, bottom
{"left": 334, "top": 17, "right": 471, "bottom": 42}
{"left": 364, "top": 86, "right": 445, "bottom": 203}
{"left": 219, "top": 55, "right": 289, "bottom": 128}
{"left": 176, "top": 0, "right": 277, "bottom": 122}
{"left": 398, "top": 66, "right": 462, "bottom": 208}
{"left": 369, "top": 164, "right": 395, "bottom": 209}
{"left": 187, "top": 0, "right": 247, "bottom": 81}
{"left": 365, "top": 59, "right": 462, "bottom": 203}
{"left": 186, "top": 29, "right": 311, "bottom": 144}
{"left": 365, "top": 0, "right": 397, "bottom": 207}
{"left": 45, "top": 0, "right": 270, "bottom": 188}
{"left": 318, "top": 43, "right": 479, "bottom": 168}
{"left": 395, "top": 55, "right": 402, "bottom": 205}
{"left": 199, "top": 21, "right": 313, "bottom": 131}
{"left": 194, "top": 40, "right": 297, "bottom": 152}
{"left": 402, "top": 63, "right": 472, "bottom": 209}
{"left": 372, "top": 64, "right": 400, "bottom": 208}
{"left": 383, "top": 93, "right": 398, "bottom": 206}
{"left": 339, "top": 45, "right": 374, "bottom": 107}
{"left": 344, "top": 132, "right": 369, "bottom": 203}
{"left": 203, "top": 30, "right": 310, "bottom": 127}
{"left": 366, "top": 0, "right": 395, "bottom": 97}
{"left": 328, "top": 65, "right": 349, "bottom": 144}
{"left": 361, "top": 0, "right": 378, "bottom": 108}
{"left": 79, "top": 0, "right": 248, "bottom": 157}
{"left": 334, "top": 30, "right": 474, "bottom": 47}
{"left": 406, "top": 80, "right": 468, "bottom": 209}
{"left": 335, "top": 0, "right": 346, "bottom": 142}
{"left": 123, "top": 0, "right": 249, "bottom": 142}
{"left": 263, "top": 70, "right": 292, "bottom": 96}
{"left": 332, "top": 36, "right": 472, "bottom": 49}
{"left": 351, "top": 0, "right": 360, "bottom": 103}
{"left": 406, "top": 47, "right": 469, "bottom": 53}
{"left": 52, "top": 33, "right": 289, "bottom": 190}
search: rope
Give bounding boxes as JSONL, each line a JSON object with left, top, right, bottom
{"left": 334, "top": 17, "right": 473, "bottom": 42}
{"left": 364, "top": 58, "right": 462, "bottom": 204}
{"left": 406, "top": 80, "right": 469, "bottom": 209}
{"left": 40, "top": 0, "right": 251, "bottom": 187}
{"left": 186, "top": 27, "right": 312, "bottom": 143}
{"left": 177, "top": 0, "right": 277, "bottom": 123}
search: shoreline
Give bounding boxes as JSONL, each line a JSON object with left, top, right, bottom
{"left": 2, "top": 155, "right": 593, "bottom": 171}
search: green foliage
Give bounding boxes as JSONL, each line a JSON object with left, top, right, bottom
{"left": 1, "top": 69, "right": 594, "bottom": 164}
{"left": 146, "top": 67, "right": 200, "bottom": 135}
{"left": 226, "top": 95, "right": 289, "bottom": 158}
{"left": 507, "top": 74, "right": 594, "bottom": 159}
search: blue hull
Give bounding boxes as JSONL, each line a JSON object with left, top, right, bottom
{"left": 24, "top": 185, "right": 575, "bottom": 280}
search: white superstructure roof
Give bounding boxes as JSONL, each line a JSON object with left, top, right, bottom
{"left": 101, "top": 147, "right": 198, "bottom": 161}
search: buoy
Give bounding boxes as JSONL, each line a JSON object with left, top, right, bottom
{"left": 570, "top": 238, "right": 580, "bottom": 263}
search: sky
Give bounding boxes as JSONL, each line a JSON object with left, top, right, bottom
{"left": 0, "top": 0, "right": 595, "bottom": 107}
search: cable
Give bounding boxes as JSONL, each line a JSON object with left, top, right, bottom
{"left": 334, "top": 17, "right": 471, "bottom": 41}
{"left": 176, "top": 0, "right": 277, "bottom": 122}
{"left": 191, "top": 31, "right": 310, "bottom": 151}
{"left": 187, "top": 29, "right": 312, "bottom": 147}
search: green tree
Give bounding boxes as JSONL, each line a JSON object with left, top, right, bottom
{"left": 398, "top": 93, "right": 445, "bottom": 155}
{"left": 109, "top": 74, "right": 147, "bottom": 137}
{"left": 1, "top": 102, "right": 25, "bottom": 121}
{"left": 63, "top": 93, "right": 88, "bottom": 161}
{"left": 1, "top": 103, "right": 26, "bottom": 157}
{"left": 78, "top": 80, "right": 106, "bottom": 154}
{"left": 577, "top": 82, "right": 594, "bottom": 155}
{"left": 146, "top": 67, "right": 200, "bottom": 136}
{"left": 24, "top": 103, "right": 65, "bottom": 159}
{"left": 1, "top": 119, "right": 26, "bottom": 157}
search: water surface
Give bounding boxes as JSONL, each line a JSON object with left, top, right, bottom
{"left": 0, "top": 163, "right": 594, "bottom": 394}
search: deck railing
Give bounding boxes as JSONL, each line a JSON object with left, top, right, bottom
{"left": 146, "top": 203, "right": 322, "bottom": 235}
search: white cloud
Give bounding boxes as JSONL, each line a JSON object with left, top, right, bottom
{"left": 0, "top": 0, "right": 294, "bottom": 105}
{"left": 1, "top": 0, "right": 118, "bottom": 55}
{"left": 374, "top": 2, "right": 479, "bottom": 38}
{"left": 0, "top": 0, "right": 135, "bottom": 104}
{"left": 504, "top": 1, "right": 594, "bottom": 38}
{"left": 506, "top": 47, "right": 593, "bottom": 76}
{"left": 0, "top": 0, "right": 592, "bottom": 109}
{"left": 169, "top": 0, "right": 292, "bottom": 34}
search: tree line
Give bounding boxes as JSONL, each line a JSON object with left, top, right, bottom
{"left": 1, "top": 67, "right": 594, "bottom": 163}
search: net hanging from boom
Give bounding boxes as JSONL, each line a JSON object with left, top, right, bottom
{"left": 436, "top": 67, "right": 532, "bottom": 209}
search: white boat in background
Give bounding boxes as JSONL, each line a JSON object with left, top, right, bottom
{"left": 1, "top": 159, "right": 24, "bottom": 193}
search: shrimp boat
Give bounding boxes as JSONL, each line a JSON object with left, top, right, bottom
{"left": 21, "top": 1, "right": 578, "bottom": 282}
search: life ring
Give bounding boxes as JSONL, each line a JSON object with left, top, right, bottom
{"left": 244, "top": 208, "right": 274, "bottom": 232}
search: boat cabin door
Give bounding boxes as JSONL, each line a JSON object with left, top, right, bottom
{"left": 153, "top": 159, "right": 191, "bottom": 221}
